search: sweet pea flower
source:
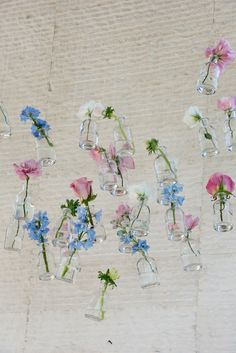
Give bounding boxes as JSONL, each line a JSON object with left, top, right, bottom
{"left": 116, "top": 203, "right": 131, "bottom": 217}
{"left": 183, "top": 106, "right": 204, "bottom": 128}
{"left": 217, "top": 96, "right": 236, "bottom": 112}
{"left": 206, "top": 172, "right": 235, "bottom": 198}
{"left": 184, "top": 214, "right": 200, "bottom": 231}
{"left": 13, "top": 159, "right": 42, "bottom": 180}
{"left": 119, "top": 156, "right": 135, "bottom": 171}
{"left": 89, "top": 147, "right": 104, "bottom": 165}
{"left": 205, "top": 39, "right": 235, "bottom": 73}
{"left": 77, "top": 101, "right": 105, "bottom": 121}
{"left": 70, "top": 177, "right": 93, "bottom": 201}
{"left": 108, "top": 144, "right": 116, "bottom": 159}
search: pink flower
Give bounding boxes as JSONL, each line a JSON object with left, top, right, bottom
{"left": 89, "top": 147, "right": 103, "bottom": 165}
{"left": 120, "top": 156, "right": 135, "bottom": 171}
{"left": 206, "top": 172, "right": 235, "bottom": 197}
{"left": 217, "top": 96, "right": 236, "bottom": 111}
{"left": 205, "top": 39, "right": 235, "bottom": 73}
{"left": 184, "top": 214, "right": 200, "bottom": 231}
{"left": 13, "top": 159, "right": 42, "bottom": 180}
{"left": 116, "top": 203, "right": 131, "bottom": 217}
{"left": 108, "top": 144, "right": 116, "bottom": 159}
{"left": 70, "top": 177, "right": 93, "bottom": 200}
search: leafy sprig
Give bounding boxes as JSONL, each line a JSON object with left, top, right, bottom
{"left": 146, "top": 138, "right": 159, "bottom": 154}
{"left": 98, "top": 268, "right": 119, "bottom": 288}
{"left": 61, "top": 199, "right": 80, "bottom": 216}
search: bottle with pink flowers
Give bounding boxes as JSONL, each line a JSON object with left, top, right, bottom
{"left": 206, "top": 173, "right": 235, "bottom": 232}
{"left": 180, "top": 214, "right": 202, "bottom": 271}
{"left": 217, "top": 97, "right": 236, "bottom": 151}
{"left": 196, "top": 39, "right": 235, "bottom": 95}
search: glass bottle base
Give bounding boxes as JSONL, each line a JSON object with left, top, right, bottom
{"left": 214, "top": 222, "right": 233, "bottom": 232}
{"left": 139, "top": 273, "right": 160, "bottom": 289}
{"left": 100, "top": 182, "right": 117, "bottom": 192}
{"left": 201, "top": 148, "right": 219, "bottom": 158}
{"left": 39, "top": 157, "right": 56, "bottom": 167}
{"left": 227, "top": 143, "right": 236, "bottom": 152}
{"left": 84, "top": 312, "right": 102, "bottom": 321}
{"left": 79, "top": 140, "right": 96, "bottom": 151}
{"left": 110, "top": 186, "right": 128, "bottom": 196}
{"left": 0, "top": 130, "right": 11, "bottom": 138}
{"left": 196, "top": 83, "right": 216, "bottom": 95}
{"left": 39, "top": 272, "right": 55, "bottom": 281}
{"left": 168, "top": 232, "right": 185, "bottom": 241}
{"left": 184, "top": 263, "right": 202, "bottom": 272}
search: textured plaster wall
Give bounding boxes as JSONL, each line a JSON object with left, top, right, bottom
{"left": 0, "top": 0, "right": 236, "bottom": 352}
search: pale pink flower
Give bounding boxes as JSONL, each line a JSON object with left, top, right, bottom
{"left": 108, "top": 144, "right": 116, "bottom": 159}
{"left": 13, "top": 159, "right": 42, "bottom": 180}
{"left": 116, "top": 203, "right": 131, "bottom": 217}
{"left": 168, "top": 223, "right": 180, "bottom": 232}
{"left": 205, "top": 39, "right": 235, "bottom": 73}
{"left": 206, "top": 172, "right": 235, "bottom": 197}
{"left": 70, "top": 177, "right": 93, "bottom": 200}
{"left": 217, "top": 96, "right": 236, "bottom": 112}
{"left": 89, "top": 147, "right": 103, "bottom": 165}
{"left": 120, "top": 156, "right": 135, "bottom": 171}
{"left": 184, "top": 214, "right": 200, "bottom": 231}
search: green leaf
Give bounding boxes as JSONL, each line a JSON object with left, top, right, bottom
{"left": 204, "top": 132, "right": 212, "bottom": 140}
{"left": 103, "top": 106, "right": 115, "bottom": 119}
{"left": 61, "top": 199, "right": 80, "bottom": 216}
{"left": 146, "top": 138, "right": 159, "bottom": 154}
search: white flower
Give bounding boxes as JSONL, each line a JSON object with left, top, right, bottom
{"left": 76, "top": 101, "right": 105, "bottom": 121}
{"left": 109, "top": 268, "right": 119, "bottom": 281}
{"left": 128, "top": 182, "right": 152, "bottom": 202}
{"left": 183, "top": 106, "right": 203, "bottom": 128}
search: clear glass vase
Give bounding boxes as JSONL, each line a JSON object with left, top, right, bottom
{"left": 36, "top": 138, "right": 56, "bottom": 167}
{"left": 37, "top": 243, "right": 55, "bottom": 281}
{"left": 0, "top": 103, "right": 11, "bottom": 138}
{"left": 137, "top": 256, "right": 160, "bottom": 288}
{"left": 113, "top": 117, "right": 135, "bottom": 156}
{"left": 98, "top": 158, "right": 118, "bottom": 192}
{"left": 224, "top": 110, "right": 236, "bottom": 152}
{"left": 4, "top": 217, "right": 25, "bottom": 252}
{"left": 52, "top": 208, "right": 72, "bottom": 247}
{"left": 198, "top": 118, "right": 219, "bottom": 157}
{"left": 213, "top": 194, "right": 233, "bottom": 232}
{"left": 196, "top": 62, "right": 220, "bottom": 95}
{"left": 154, "top": 146, "right": 177, "bottom": 182}
{"left": 14, "top": 184, "right": 34, "bottom": 221}
{"left": 56, "top": 249, "right": 80, "bottom": 283}
{"left": 118, "top": 239, "right": 133, "bottom": 253}
{"left": 79, "top": 118, "right": 98, "bottom": 150}
{"left": 165, "top": 205, "right": 186, "bottom": 241}
{"left": 180, "top": 235, "right": 202, "bottom": 271}
{"left": 130, "top": 200, "right": 150, "bottom": 237}
{"left": 110, "top": 165, "right": 128, "bottom": 196}
{"left": 94, "top": 222, "right": 107, "bottom": 243}
{"left": 85, "top": 286, "right": 109, "bottom": 321}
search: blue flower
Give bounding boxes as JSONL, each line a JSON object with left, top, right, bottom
{"left": 31, "top": 118, "right": 50, "bottom": 139}
{"left": 25, "top": 211, "right": 49, "bottom": 245}
{"left": 69, "top": 228, "right": 96, "bottom": 251}
{"left": 162, "top": 182, "right": 185, "bottom": 207}
{"left": 76, "top": 206, "right": 87, "bottom": 223}
{"left": 20, "top": 106, "right": 41, "bottom": 122}
{"left": 73, "top": 222, "right": 88, "bottom": 234}
{"left": 132, "top": 239, "right": 150, "bottom": 254}
{"left": 94, "top": 209, "right": 102, "bottom": 223}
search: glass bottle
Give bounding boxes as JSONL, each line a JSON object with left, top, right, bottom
{"left": 85, "top": 286, "right": 109, "bottom": 321}
{"left": 35, "top": 139, "right": 56, "bottom": 167}
{"left": 110, "top": 164, "right": 128, "bottom": 196}
{"left": 94, "top": 222, "right": 107, "bottom": 243}
{"left": 224, "top": 110, "right": 236, "bottom": 152}
{"left": 213, "top": 194, "right": 233, "bottom": 232}
{"left": 129, "top": 200, "right": 150, "bottom": 237}
{"left": 4, "top": 216, "right": 25, "bottom": 252}
{"left": 180, "top": 234, "right": 202, "bottom": 271}
{"left": 113, "top": 117, "right": 135, "bottom": 156}
{"left": 52, "top": 208, "right": 72, "bottom": 247}
{"left": 136, "top": 256, "right": 160, "bottom": 288}
{"left": 37, "top": 243, "right": 55, "bottom": 281}
{"left": 154, "top": 146, "right": 177, "bottom": 183}
{"left": 196, "top": 62, "right": 220, "bottom": 95}
{"left": 98, "top": 158, "right": 117, "bottom": 192}
{"left": 56, "top": 248, "right": 80, "bottom": 283}
{"left": 118, "top": 240, "right": 133, "bottom": 253}
{"left": 198, "top": 118, "right": 219, "bottom": 157}
{"left": 0, "top": 103, "right": 11, "bottom": 138}
{"left": 165, "top": 205, "right": 186, "bottom": 241}
{"left": 14, "top": 184, "right": 34, "bottom": 221}
{"left": 79, "top": 118, "right": 98, "bottom": 150}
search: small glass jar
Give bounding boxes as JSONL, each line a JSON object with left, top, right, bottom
{"left": 94, "top": 222, "right": 107, "bottom": 243}
{"left": 196, "top": 62, "right": 220, "bottom": 95}
{"left": 37, "top": 243, "right": 55, "bottom": 281}
{"left": 224, "top": 110, "right": 236, "bottom": 152}
{"left": 4, "top": 217, "right": 25, "bottom": 252}
{"left": 14, "top": 184, "right": 34, "bottom": 221}
{"left": 85, "top": 286, "right": 109, "bottom": 321}
{"left": 113, "top": 117, "right": 135, "bottom": 157}
{"left": 129, "top": 200, "right": 150, "bottom": 237}
{"left": 98, "top": 158, "right": 117, "bottom": 192}
{"left": 213, "top": 194, "right": 233, "bottom": 232}
{"left": 180, "top": 235, "right": 202, "bottom": 272}
{"left": 79, "top": 118, "right": 98, "bottom": 150}
{"left": 110, "top": 164, "right": 128, "bottom": 196}
{"left": 0, "top": 103, "right": 11, "bottom": 138}
{"left": 198, "top": 118, "right": 219, "bottom": 157}
{"left": 137, "top": 256, "right": 160, "bottom": 288}
{"left": 52, "top": 208, "right": 72, "bottom": 247}
{"left": 56, "top": 248, "right": 80, "bottom": 283}
{"left": 154, "top": 146, "right": 177, "bottom": 183}
{"left": 35, "top": 138, "right": 56, "bottom": 167}
{"left": 165, "top": 205, "right": 186, "bottom": 241}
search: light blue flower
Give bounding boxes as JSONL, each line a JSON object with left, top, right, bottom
{"left": 94, "top": 209, "right": 102, "bottom": 223}
{"left": 20, "top": 106, "right": 40, "bottom": 122}
{"left": 25, "top": 211, "right": 49, "bottom": 245}
{"left": 163, "top": 182, "right": 185, "bottom": 207}
{"left": 76, "top": 206, "right": 87, "bottom": 223}
{"left": 31, "top": 118, "right": 50, "bottom": 139}
{"left": 132, "top": 239, "right": 150, "bottom": 254}
{"left": 73, "top": 222, "right": 88, "bottom": 234}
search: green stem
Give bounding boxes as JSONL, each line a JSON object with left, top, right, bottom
{"left": 203, "top": 126, "right": 217, "bottom": 150}
{"left": 116, "top": 163, "right": 124, "bottom": 187}
{"left": 84, "top": 202, "right": 94, "bottom": 228}
{"left": 201, "top": 61, "right": 211, "bottom": 84}
{"left": 100, "top": 283, "right": 108, "bottom": 320}
{"left": 158, "top": 147, "right": 176, "bottom": 179}
{"left": 86, "top": 118, "right": 92, "bottom": 141}
{"left": 0, "top": 105, "right": 9, "bottom": 125}
{"left": 30, "top": 116, "right": 53, "bottom": 147}
{"left": 141, "top": 250, "right": 155, "bottom": 272}
{"left": 171, "top": 203, "right": 176, "bottom": 224}
{"left": 23, "top": 177, "right": 29, "bottom": 219}
{"left": 12, "top": 219, "right": 20, "bottom": 248}
{"left": 55, "top": 213, "right": 67, "bottom": 239}
{"left": 130, "top": 199, "right": 144, "bottom": 229}
{"left": 219, "top": 198, "right": 225, "bottom": 222}
{"left": 41, "top": 240, "right": 49, "bottom": 273}
{"left": 186, "top": 232, "right": 199, "bottom": 256}
{"left": 61, "top": 249, "right": 76, "bottom": 278}
{"left": 228, "top": 117, "right": 234, "bottom": 138}
{"left": 113, "top": 114, "right": 135, "bottom": 152}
